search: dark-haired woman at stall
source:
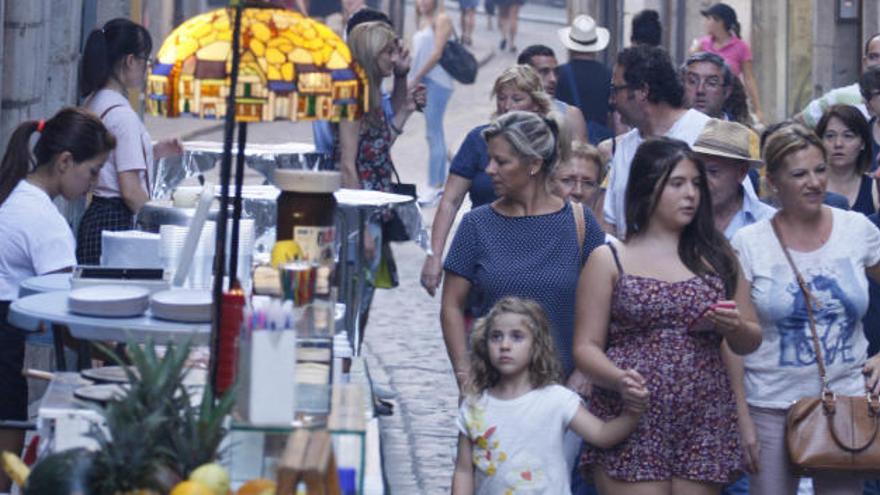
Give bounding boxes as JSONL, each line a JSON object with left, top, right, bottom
{"left": 0, "top": 108, "right": 116, "bottom": 488}
{"left": 77, "top": 18, "right": 182, "bottom": 265}
{"left": 574, "top": 137, "right": 761, "bottom": 494}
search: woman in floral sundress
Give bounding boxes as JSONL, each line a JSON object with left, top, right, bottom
{"left": 573, "top": 137, "right": 762, "bottom": 494}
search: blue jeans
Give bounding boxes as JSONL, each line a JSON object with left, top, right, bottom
{"left": 722, "top": 475, "right": 749, "bottom": 495}
{"left": 424, "top": 78, "right": 453, "bottom": 188}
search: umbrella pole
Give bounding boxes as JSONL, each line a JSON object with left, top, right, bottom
{"left": 210, "top": 2, "right": 244, "bottom": 393}
{"left": 228, "top": 120, "right": 247, "bottom": 291}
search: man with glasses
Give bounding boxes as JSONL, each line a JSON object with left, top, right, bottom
{"left": 798, "top": 32, "right": 880, "bottom": 128}
{"left": 602, "top": 45, "right": 711, "bottom": 238}
{"left": 681, "top": 52, "right": 734, "bottom": 121}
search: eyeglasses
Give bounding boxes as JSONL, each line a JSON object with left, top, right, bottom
{"left": 685, "top": 74, "right": 725, "bottom": 90}
{"left": 135, "top": 54, "right": 156, "bottom": 68}
{"left": 609, "top": 83, "right": 633, "bottom": 94}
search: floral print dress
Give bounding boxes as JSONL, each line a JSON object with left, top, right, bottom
{"left": 580, "top": 244, "right": 743, "bottom": 483}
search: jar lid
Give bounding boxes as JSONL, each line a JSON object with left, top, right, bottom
{"left": 274, "top": 169, "right": 341, "bottom": 193}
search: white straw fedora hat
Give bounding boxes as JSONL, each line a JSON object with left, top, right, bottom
{"left": 558, "top": 15, "right": 610, "bottom": 53}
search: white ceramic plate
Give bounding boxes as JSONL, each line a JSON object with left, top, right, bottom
{"left": 80, "top": 366, "right": 136, "bottom": 384}
{"left": 68, "top": 285, "right": 150, "bottom": 317}
{"left": 150, "top": 289, "right": 212, "bottom": 323}
{"left": 151, "top": 289, "right": 211, "bottom": 307}
{"left": 73, "top": 384, "right": 128, "bottom": 403}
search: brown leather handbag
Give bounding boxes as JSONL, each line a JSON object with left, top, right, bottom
{"left": 772, "top": 217, "right": 880, "bottom": 475}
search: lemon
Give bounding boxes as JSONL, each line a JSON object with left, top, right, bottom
{"left": 189, "top": 463, "right": 230, "bottom": 495}
{"left": 271, "top": 239, "right": 302, "bottom": 267}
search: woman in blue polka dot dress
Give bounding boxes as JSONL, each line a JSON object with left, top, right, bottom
{"left": 442, "top": 110, "right": 605, "bottom": 389}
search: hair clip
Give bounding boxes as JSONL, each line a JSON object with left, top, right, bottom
{"left": 36, "top": 120, "right": 45, "bottom": 133}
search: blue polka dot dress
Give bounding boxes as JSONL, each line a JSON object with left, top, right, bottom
{"left": 444, "top": 202, "right": 605, "bottom": 375}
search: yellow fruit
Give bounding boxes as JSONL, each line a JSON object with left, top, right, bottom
{"left": 189, "top": 463, "right": 230, "bottom": 495}
{"left": 271, "top": 240, "right": 303, "bottom": 267}
{"left": 1, "top": 451, "right": 29, "bottom": 487}
{"left": 237, "top": 478, "right": 276, "bottom": 495}
{"left": 170, "top": 481, "right": 213, "bottom": 495}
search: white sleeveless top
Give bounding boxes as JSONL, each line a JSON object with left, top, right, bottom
{"left": 410, "top": 23, "right": 454, "bottom": 89}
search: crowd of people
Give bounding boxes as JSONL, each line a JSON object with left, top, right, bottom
{"left": 2, "top": 1, "right": 880, "bottom": 494}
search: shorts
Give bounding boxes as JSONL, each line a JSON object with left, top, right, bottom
{"left": 458, "top": 0, "right": 478, "bottom": 9}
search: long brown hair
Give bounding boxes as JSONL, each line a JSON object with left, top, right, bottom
{"left": 466, "top": 297, "right": 562, "bottom": 397}
{"left": 0, "top": 107, "right": 117, "bottom": 206}
{"left": 624, "top": 137, "right": 739, "bottom": 297}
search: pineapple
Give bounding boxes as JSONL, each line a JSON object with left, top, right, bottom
{"left": 87, "top": 342, "right": 191, "bottom": 494}
{"left": 25, "top": 340, "right": 235, "bottom": 494}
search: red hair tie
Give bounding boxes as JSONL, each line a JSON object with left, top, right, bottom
{"left": 36, "top": 120, "right": 45, "bottom": 133}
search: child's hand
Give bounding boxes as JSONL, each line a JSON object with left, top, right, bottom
{"left": 622, "top": 381, "right": 649, "bottom": 415}
{"left": 617, "top": 368, "right": 648, "bottom": 412}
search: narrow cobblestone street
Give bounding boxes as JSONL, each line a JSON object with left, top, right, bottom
{"left": 358, "top": 5, "right": 568, "bottom": 492}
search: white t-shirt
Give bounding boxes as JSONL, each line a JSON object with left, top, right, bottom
{"left": 84, "top": 89, "right": 153, "bottom": 198}
{"left": 800, "top": 82, "right": 869, "bottom": 129}
{"left": 731, "top": 208, "right": 880, "bottom": 409}
{"left": 603, "top": 108, "right": 711, "bottom": 238}
{"left": 456, "top": 384, "right": 581, "bottom": 495}
{"left": 0, "top": 181, "right": 76, "bottom": 300}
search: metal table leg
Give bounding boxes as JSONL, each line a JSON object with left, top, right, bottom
{"left": 50, "top": 324, "right": 66, "bottom": 372}
{"left": 353, "top": 208, "right": 367, "bottom": 356}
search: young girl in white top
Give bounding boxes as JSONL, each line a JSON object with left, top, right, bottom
{"left": 452, "top": 297, "right": 649, "bottom": 495}
{"left": 0, "top": 108, "right": 115, "bottom": 487}
{"left": 76, "top": 18, "right": 182, "bottom": 265}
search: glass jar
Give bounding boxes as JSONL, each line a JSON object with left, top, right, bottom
{"left": 274, "top": 170, "right": 340, "bottom": 264}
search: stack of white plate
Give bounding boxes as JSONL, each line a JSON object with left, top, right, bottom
{"left": 68, "top": 285, "right": 150, "bottom": 318}
{"left": 150, "top": 289, "right": 212, "bottom": 323}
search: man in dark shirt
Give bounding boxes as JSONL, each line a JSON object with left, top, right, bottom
{"left": 554, "top": 15, "right": 613, "bottom": 144}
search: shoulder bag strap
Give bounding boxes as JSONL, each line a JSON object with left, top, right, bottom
{"left": 571, "top": 202, "right": 585, "bottom": 262}
{"left": 770, "top": 216, "right": 830, "bottom": 393}
{"left": 99, "top": 104, "right": 123, "bottom": 120}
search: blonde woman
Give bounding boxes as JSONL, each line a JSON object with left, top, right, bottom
{"left": 421, "top": 65, "right": 559, "bottom": 296}
{"left": 731, "top": 123, "right": 880, "bottom": 494}
{"left": 409, "top": 0, "right": 454, "bottom": 200}
{"left": 441, "top": 111, "right": 603, "bottom": 390}
{"left": 339, "top": 21, "right": 421, "bottom": 332}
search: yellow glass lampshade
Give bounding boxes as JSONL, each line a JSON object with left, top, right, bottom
{"left": 147, "top": 7, "right": 366, "bottom": 122}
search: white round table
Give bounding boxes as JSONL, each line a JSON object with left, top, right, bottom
{"left": 9, "top": 291, "right": 210, "bottom": 345}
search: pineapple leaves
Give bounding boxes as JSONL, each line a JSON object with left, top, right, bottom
{"left": 82, "top": 339, "right": 235, "bottom": 492}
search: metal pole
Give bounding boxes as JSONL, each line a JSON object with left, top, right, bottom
{"left": 210, "top": 2, "right": 243, "bottom": 390}
{"left": 228, "top": 121, "right": 247, "bottom": 290}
